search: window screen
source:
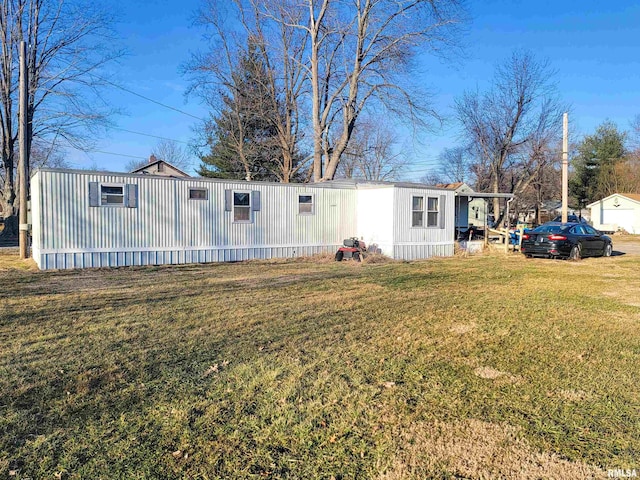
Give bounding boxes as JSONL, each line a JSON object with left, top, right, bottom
{"left": 427, "top": 197, "right": 439, "bottom": 227}
{"left": 189, "top": 188, "right": 208, "bottom": 200}
{"left": 299, "top": 195, "right": 314, "bottom": 214}
{"left": 234, "top": 192, "right": 251, "bottom": 221}
{"left": 412, "top": 196, "right": 424, "bottom": 227}
{"left": 101, "top": 185, "right": 124, "bottom": 205}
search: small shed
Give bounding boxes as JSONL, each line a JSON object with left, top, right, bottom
{"left": 587, "top": 193, "right": 640, "bottom": 234}
{"left": 30, "top": 169, "right": 456, "bottom": 269}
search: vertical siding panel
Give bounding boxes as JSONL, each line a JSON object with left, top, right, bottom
{"left": 390, "top": 187, "right": 455, "bottom": 260}
{"left": 33, "top": 170, "right": 414, "bottom": 269}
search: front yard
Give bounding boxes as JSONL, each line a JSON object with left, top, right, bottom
{"left": 1, "top": 251, "right": 639, "bottom": 478}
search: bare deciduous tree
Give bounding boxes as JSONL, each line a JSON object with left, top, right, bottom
{"left": 337, "top": 118, "right": 405, "bottom": 181}
{"left": 188, "top": 0, "right": 308, "bottom": 182}
{"left": 190, "top": 0, "right": 465, "bottom": 183}
{"left": 455, "top": 50, "right": 564, "bottom": 226}
{"left": 151, "top": 139, "right": 193, "bottom": 172}
{"left": 436, "top": 146, "right": 473, "bottom": 184}
{"left": 304, "top": 0, "right": 465, "bottom": 182}
{"left": 0, "top": 0, "right": 119, "bottom": 237}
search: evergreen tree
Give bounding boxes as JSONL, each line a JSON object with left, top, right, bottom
{"left": 570, "top": 121, "right": 626, "bottom": 204}
{"left": 198, "top": 45, "right": 285, "bottom": 182}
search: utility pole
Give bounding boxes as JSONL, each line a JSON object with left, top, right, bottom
{"left": 561, "top": 112, "right": 568, "bottom": 223}
{"left": 18, "top": 40, "right": 29, "bottom": 259}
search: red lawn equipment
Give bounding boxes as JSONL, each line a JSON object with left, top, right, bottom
{"left": 335, "top": 237, "right": 367, "bottom": 262}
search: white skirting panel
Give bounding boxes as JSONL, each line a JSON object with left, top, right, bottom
{"left": 36, "top": 244, "right": 342, "bottom": 270}
{"left": 393, "top": 242, "right": 454, "bottom": 260}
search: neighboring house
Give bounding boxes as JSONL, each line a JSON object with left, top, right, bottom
{"left": 518, "top": 200, "right": 561, "bottom": 225}
{"left": 30, "top": 168, "right": 456, "bottom": 270}
{"left": 587, "top": 193, "right": 640, "bottom": 234}
{"left": 131, "top": 155, "right": 190, "bottom": 178}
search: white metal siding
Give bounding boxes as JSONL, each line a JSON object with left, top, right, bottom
{"left": 32, "top": 170, "right": 459, "bottom": 269}
{"left": 393, "top": 243, "right": 454, "bottom": 259}
{"left": 34, "top": 170, "right": 358, "bottom": 269}
{"left": 392, "top": 187, "right": 455, "bottom": 260}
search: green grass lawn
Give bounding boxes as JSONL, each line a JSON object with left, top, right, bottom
{"left": 1, "top": 251, "right": 639, "bottom": 479}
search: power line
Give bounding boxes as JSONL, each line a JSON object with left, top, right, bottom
{"left": 90, "top": 150, "right": 148, "bottom": 160}
{"left": 35, "top": 106, "right": 197, "bottom": 146}
{"left": 109, "top": 126, "right": 191, "bottom": 144}
{"left": 51, "top": 56, "right": 206, "bottom": 122}
{"left": 89, "top": 73, "right": 205, "bottom": 121}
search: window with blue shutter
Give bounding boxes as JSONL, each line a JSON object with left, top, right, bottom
{"left": 227, "top": 190, "right": 260, "bottom": 222}
{"left": 89, "top": 182, "right": 138, "bottom": 208}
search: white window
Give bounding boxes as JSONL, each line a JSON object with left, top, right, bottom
{"left": 298, "top": 194, "right": 314, "bottom": 215}
{"left": 89, "top": 182, "right": 137, "bottom": 208}
{"left": 412, "top": 196, "right": 424, "bottom": 227}
{"left": 233, "top": 192, "right": 251, "bottom": 222}
{"left": 189, "top": 188, "right": 208, "bottom": 200}
{"left": 412, "top": 196, "right": 439, "bottom": 227}
{"left": 427, "top": 197, "right": 439, "bottom": 227}
{"left": 101, "top": 184, "right": 125, "bottom": 206}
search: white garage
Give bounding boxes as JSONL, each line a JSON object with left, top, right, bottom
{"left": 588, "top": 193, "right": 640, "bottom": 234}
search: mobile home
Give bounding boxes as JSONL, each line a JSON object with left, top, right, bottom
{"left": 30, "top": 169, "right": 455, "bottom": 270}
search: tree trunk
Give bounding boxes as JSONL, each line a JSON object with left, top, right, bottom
{"left": 1, "top": 170, "right": 18, "bottom": 238}
{"left": 492, "top": 173, "right": 501, "bottom": 227}
{"left": 309, "top": 1, "right": 325, "bottom": 183}
{"left": 1, "top": 212, "right": 19, "bottom": 239}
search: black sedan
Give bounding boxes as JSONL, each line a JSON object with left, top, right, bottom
{"left": 551, "top": 214, "right": 588, "bottom": 224}
{"left": 520, "top": 222, "right": 613, "bottom": 259}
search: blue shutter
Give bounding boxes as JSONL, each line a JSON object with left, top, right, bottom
{"left": 439, "top": 194, "right": 446, "bottom": 229}
{"left": 125, "top": 184, "right": 138, "bottom": 208}
{"left": 224, "top": 190, "right": 232, "bottom": 211}
{"left": 251, "top": 190, "right": 261, "bottom": 211}
{"left": 89, "top": 182, "right": 99, "bottom": 207}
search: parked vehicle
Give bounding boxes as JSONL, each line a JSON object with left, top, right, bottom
{"left": 551, "top": 214, "right": 588, "bottom": 224}
{"left": 520, "top": 222, "right": 612, "bottom": 259}
{"left": 335, "top": 238, "right": 367, "bottom": 262}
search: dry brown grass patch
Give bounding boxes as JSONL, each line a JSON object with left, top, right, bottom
{"left": 362, "top": 253, "right": 396, "bottom": 264}
{"left": 378, "top": 419, "right": 604, "bottom": 479}
{"left": 602, "top": 283, "right": 640, "bottom": 307}
{"left": 449, "top": 322, "right": 476, "bottom": 335}
{"left": 557, "top": 389, "right": 594, "bottom": 402}
{"left": 0, "top": 251, "right": 38, "bottom": 271}
{"left": 474, "top": 366, "right": 521, "bottom": 384}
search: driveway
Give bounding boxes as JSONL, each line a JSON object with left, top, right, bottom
{"left": 612, "top": 237, "right": 640, "bottom": 256}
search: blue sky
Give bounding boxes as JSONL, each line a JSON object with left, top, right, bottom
{"left": 67, "top": 0, "right": 640, "bottom": 181}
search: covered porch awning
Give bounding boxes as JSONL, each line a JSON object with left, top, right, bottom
{"left": 451, "top": 191, "right": 516, "bottom": 238}
{"left": 454, "top": 192, "right": 514, "bottom": 199}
